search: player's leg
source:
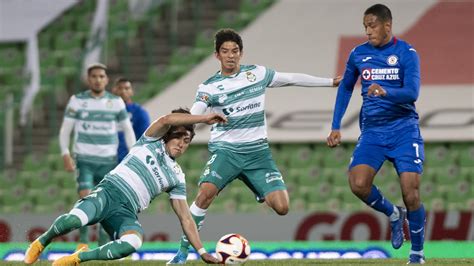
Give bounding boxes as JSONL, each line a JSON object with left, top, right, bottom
{"left": 53, "top": 185, "right": 142, "bottom": 264}
{"left": 349, "top": 132, "right": 405, "bottom": 249}
{"left": 94, "top": 162, "right": 116, "bottom": 246}
{"left": 169, "top": 151, "right": 240, "bottom": 264}
{"left": 242, "top": 148, "right": 288, "bottom": 215}
{"left": 25, "top": 187, "right": 105, "bottom": 264}
{"left": 390, "top": 127, "right": 425, "bottom": 263}
{"left": 264, "top": 189, "right": 289, "bottom": 215}
{"left": 76, "top": 160, "right": 96, "bottom": 249}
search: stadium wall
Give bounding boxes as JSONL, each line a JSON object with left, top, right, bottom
{"left": 1, "top": 211, "right": 472, "bottom": 243}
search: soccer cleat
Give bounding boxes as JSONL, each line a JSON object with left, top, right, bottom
{"left": 75, "top": 243, "right": 89, "bottom": 252}
{"left": 24, "top": 239, "right": 45, "bottom": 264}
{"left": 52, "top": 247, "right": 85, "bottom": 266}
{"left": 391, "top": 206, "right": 407, "bottom": 249}
{"left": 407, "top": 254, "right": 426, "bottom": 264}
{"left": 167, "top": 248, "right": 189, "bottom": 264}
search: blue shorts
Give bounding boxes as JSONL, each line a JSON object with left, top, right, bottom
{"left": 349, "top": 125, "right": 424, "bottom": 175}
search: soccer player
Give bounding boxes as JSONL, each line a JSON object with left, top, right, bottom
{"left": 24, "top": 108, "right": 225, "bottom": 265}
{"left": 59, "top": 63, "right": 136, "bottom": 249}
{"left": 111, "top": 77, "right": 151, "bottom": 163}
{"left": 326, "top": 4, "right": 426, "bottom": 264}
{"left": 168, "top": 28, "right": 341, "bottom": 264}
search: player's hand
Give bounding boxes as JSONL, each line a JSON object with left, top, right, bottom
{"left": 62, "top": 154, "right": 75, "bottom": 172}
{"left": 332, "top": 75, "right": 342, "bottom": 86}
{"left": 367, "top": 83, "right": 386, "bottom": 97}
{"left": 204, "top": 113, "right": 228, "bottom": 125}
{"left": 200, "top": 253, "right": 220, "bottom": 264}
{"left": 327, "top": 130, "right": 342, "bottom": 148}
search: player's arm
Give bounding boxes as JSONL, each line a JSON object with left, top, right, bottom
{"left": 116, "top": 101, "right": 136, "bottom": 149}
{"left": 170, "top": 198, "right": 220, "bottom": 264}
{"left": 59, "top": 96, "right": 77, "bottom": 172}
{"left": 370, "top": 48, "right": 420, "bottom": 103}
{"left": 119, "top": 118, "right": 136, "bottom": 149}
{"left": 269, "top": 72, "right": 340, "bottom": 87}
{"left": 59, "top": 118, "right": 75, "bottom": 172}
{"left": 144, "top": 112, "right": 227, "bottom": 139}
{"left": 327, "top": 51, "right": 359, "bottom": 147}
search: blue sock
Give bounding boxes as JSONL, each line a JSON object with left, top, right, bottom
{"left": 407, "top": 204, "right": 426, "bottom": 252}
{"left": 364, "top": 185, "right": 394, "bottom": 217}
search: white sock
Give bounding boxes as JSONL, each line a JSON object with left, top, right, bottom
{"left": 190, "top": 202, "right": 207, "bottom": 216}
{"left": 389, "top": 206, "right": 400, "bottom": 222}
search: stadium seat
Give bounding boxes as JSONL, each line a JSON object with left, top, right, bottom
{"left": 321, "top": 146, "right": 351, "bottom": 168}
{"left": 452, "top": 143, "right": 474, "bottom": 167}
{"left": 431, "top": 166, "right": 460, "bottom": 192}
{"left": 424, "top": 144, "right": 457, "bottom": 167}
{"left": 446, "top": 180, "right": 471, "bottom": 210}
{"left": 287, "top": 145, "right": 321, "bottom": 169}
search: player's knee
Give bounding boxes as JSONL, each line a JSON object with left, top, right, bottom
{"left": 402, "top": 191, "right": 420, "bottom": 209}
{"left": 349, "top": 179, "right": 370, "bottom": 198}
{"left": 120, "top": 233, "right": 142, "bottom": 252}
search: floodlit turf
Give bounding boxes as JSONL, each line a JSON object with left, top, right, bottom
{"left": 1, "top": 259, "right": 474, "bottom": 265}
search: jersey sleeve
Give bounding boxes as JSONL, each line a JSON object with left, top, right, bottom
{"left": 168, "top": 181, "right": 187, "bottom": 200}
{"left": 331, "top": 49, "right": 359, "bottom": 130}
{"left": 64, "top": 95, "right": 79, "bottom": 119}
{"left": 383, "top": 46, "right": 420, "bottom": 104}
{"left": 194, "top": 84, "right": 212, "bottom": 107}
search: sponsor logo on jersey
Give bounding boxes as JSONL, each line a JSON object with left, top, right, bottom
{"left": 246, "top": 71, "right": 257, "bottom": 82}
{"left": 361, "top": 68, "right": 400, "bottom": 81}
{"left": 199, "top": 93, "right": 209, "bottom": 102}
{"left": 223, "top": 102, "right": 261, "bottom": 115}
{"left": 82, "top": 122, "right": 91, "bottom": 130}
{"left": 218, "top": 94, "right": 228, "bottom": 104}
{"left": 387, "top": 55, "right": 398, "bottom": 66}
{"left": 265, "top": 171, "right": 283, "bottom": 183}
{"left": 81, "top": 111, "right": 89, "bottom": 119}
{"left": 217, "top": 84, "right": 225, "bottom": 91}
{"left": 362, "top": 56, "right": 372, "bottom": 62}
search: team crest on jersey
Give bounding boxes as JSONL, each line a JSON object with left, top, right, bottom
{"left": 81, "top": 101, "right": 88, "bottom": 108}
{"left": 106, "top": 100, "right": 113, "bottom": 108}
{"left": 387, "top": 55, "right": 398, "bottom": 66}
{"left": 246, "top": 71, "right": 256, "bottom": 82}
{"left": 173, "top": 164, "right": 182, "bottom": 175}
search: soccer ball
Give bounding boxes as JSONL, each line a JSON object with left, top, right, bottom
{"left": 215, "top": 233, "right": 251, "bottom": 264}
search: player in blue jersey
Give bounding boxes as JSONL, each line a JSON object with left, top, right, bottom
{"left": 327, "top": 4, "right": 426, "bottom": 264}
{"left": 112, "top": 77, "right": 151, "bottom": 162}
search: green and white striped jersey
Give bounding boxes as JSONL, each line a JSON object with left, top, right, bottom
{"left": 194, "top": 65, "right": 275, "bottom": 153}
{"left": 64, "top": 91, "right": 128, "bottom": 164}
{"left": 104, "top": 135, "right": 186, "bottom": 213}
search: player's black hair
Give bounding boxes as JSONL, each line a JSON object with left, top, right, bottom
{"left": 162, "top": 108, "right": 196, "bottom": 143}
{"left": 364, "top": 4, "right": 392, "bottom": 23}
{"left": 214, "top": 28, "right": 243, "bottom": 53}
{"left": 114, "top": 77, "right": 131, "bottom": 86}
{"left": 87, "top": 63, "right": 107, "bottom": 75}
